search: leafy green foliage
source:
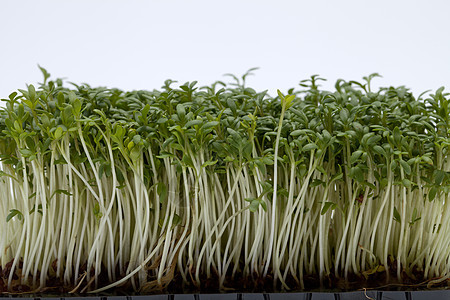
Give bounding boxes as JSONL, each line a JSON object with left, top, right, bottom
{"left": 6, "top": 209, "right": 23, "bottom": 222}
{"left": 0, "top": 67, "right": 449, "bottom": 292}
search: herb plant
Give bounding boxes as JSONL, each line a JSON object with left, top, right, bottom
{"left": 0, "top": 68, "right": 449, "bottom": 293}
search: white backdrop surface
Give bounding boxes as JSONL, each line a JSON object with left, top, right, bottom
{"left": 1, "top": 0, "right": 450, "bottom": 99}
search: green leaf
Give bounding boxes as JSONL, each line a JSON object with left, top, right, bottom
{"left": 316, "top": 165, "right": 326, "bottom": 175}
{"left": 421, "top": 156, "right": 433, "bottom": 165}
{"left": 352, "top": 121, "right": 363, "bottom": 132}
{"left": 38, "top": 65, "right": 50, "bottom": 82}
{"left": 302, "top": 143, "right": 317, "bottom": 152}
{"left": 116, "top": 168, "right": 125, "bottom": 185}
{"left": 284, "top": 94, "right": 295, "bottom": 108}
{"left": 157, "top": 152, "right": 175, "bottom": 159}
{"left": 184, "top": 119, "right": 202, "bottom": 128}
{"left": 330, "top": 172, "right": 343, "bottom": 183}
{"left": 157, "top": 182, "right": 168, "bottom": 203}
{"left": 339, "top": 109, "right": 349, "bottom": 123}
{"left": 259, "top": 199, "right": 267, "bottom": 212}
{"left": 28, "top": 84, "right": 36, "bottom": 101}
{"left": 277, "top": 89, "right": 285, "bottom": 99}
{"left": 182, "top": 155, "right": 195, "bottom": 169}
{"left": 350, "top": 150, "right": 363, "bottom": 164}
{"left": 14, "top": 120, "right": 21, "bottom": 132}
{"left": 372, "top": 145, "right": 387, "bottom": 157}
{"left": 290, "top": 130, "right": 304, "bottom": 137}
{"left": 53, "top": 189, "right": 72, "bottom": 196}
{"left": 421, "top": 176, "right": 432, "bottom": 185}
{"left": 261, "top": 156, "right": 274, "bottom": 165}
{"left": 393, "top": 127, "right": 401, "bottom": 146}
{"left": 276, "top": 187, "right": 289, "bottom": 197}
{"left": 161, "top": 137, "right": 175, "bottom": 149}
{"left": 322, "top": 129, "right": 331, "bottom": 143}
{"left": 434, "top": 170, "right": 446, "bottom": 186}
{"left": 73, "top": 98, "right": 82, "bottom": 116}
{"left": 201, "top": 160, "right": 218, "bottom": 169}
{"left": 93, "top": 201, "right": 102, "bottom": 219}
{"left": 226, "top": 98, "right": 237, "bottom": 113}
{"left": 310, "top": 179, "right": 325, "bottom": 187}
{"left": 54, "top": 127, "right": 64, "bottom": 140}
{"left": 249, "top": 200, "right": 260, "bottom": 212}
{"left": 390, "top": 160, "right": 398, "bottom": 172}
{"left": 402, "top": 178, "right": 412, "bottom": 188}
{"left": 4, "top": 118, "right": 13, "bottom": 130}
{"left": 142, "top": 104, "right": 150, "bottom": 119}
{"left": 129, "top": 147, "right": 141, "bottom": 162}
{"left": 171, "top": 213, "right": 182, "bottom": 229}
{"left": 350, "top": 166, "right": 365, "bottom": 182}
{"left": 247, "top": 198, "right": 267, "bottom": 212}
{"left": 399, "top": 159, "right": 411, "bottom": 175}
{"left": 201, "top": 121, "right": 219, "bottom": 130}
{"left": 29, "top": 204, "right": 43, "bottom": 215}
{"left": 367, "top": 135, "right": 381, "bottom": 146}
{"left": 176, "top": 104, "right": 186, "bottom": 119}
{"left": 19, "top": 148, "right": 33, "bottom": 158}
{"left": 321, "top": 202, "right": 337, "bottom": 215}
{"left": 57, "top": 92, "right": 65, "bottom": 107}
{"left": 428, "top": 187, "right": 438, "bottom": 201}
{"left": 7, "top": 209, "right": 23, "bottom": 222}
{"left": 393, "top": 206, "right": 401, "bottom": 223}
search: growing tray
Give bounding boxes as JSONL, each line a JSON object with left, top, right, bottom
{"left": 2, "top": 291, "right": 450, "bottom": 300}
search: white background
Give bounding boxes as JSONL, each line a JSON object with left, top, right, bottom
{"left": 1, "top": 0, "right": 450, "bottom": 99}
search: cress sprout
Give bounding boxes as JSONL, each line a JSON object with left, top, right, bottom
{"left": 0, "top": 68, "right": 449, "bottom": 293}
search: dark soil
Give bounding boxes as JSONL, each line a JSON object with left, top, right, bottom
{"left": 1, "top": 259, "right": 449, "bottom": 296}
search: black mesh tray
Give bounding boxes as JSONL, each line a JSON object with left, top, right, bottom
{"left": 15, "top": 290, "right": 446, "bottom": 300}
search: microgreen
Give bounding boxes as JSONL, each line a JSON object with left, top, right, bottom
{"left": 0, "top": 68, "right": 449, "bottom": 293}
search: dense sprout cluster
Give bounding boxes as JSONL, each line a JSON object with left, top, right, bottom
{"left": 0, "top": 69, "right": 449, "bottom": 293}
